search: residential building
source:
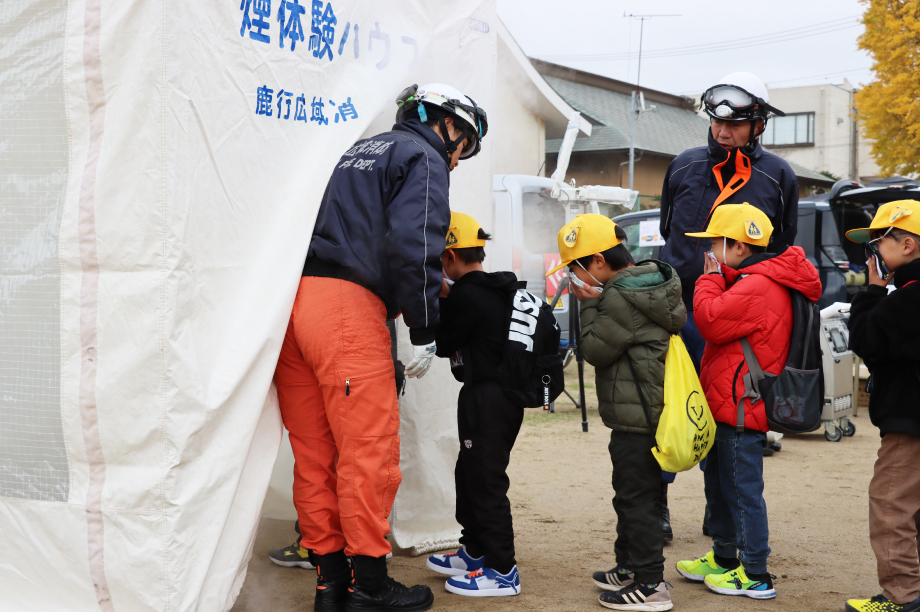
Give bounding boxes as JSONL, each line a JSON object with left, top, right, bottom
{"left": 533, "top": 60, "right": 835, "bottom": 210}
{"left": 758, "top": 80, "right": 880, "bottom": 184}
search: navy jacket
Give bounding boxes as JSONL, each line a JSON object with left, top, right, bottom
{"left": 848, "top": 258, "right": 920, "bottom": 439}
{"left": 659, "top": 131, "right": 799, "bottom": 309}
{"left": 304, "top": 119, "right": 450, "bottom": 345}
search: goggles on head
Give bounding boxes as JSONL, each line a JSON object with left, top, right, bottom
{"left": 702, "top": 84, "right": 785, "bottom": 122}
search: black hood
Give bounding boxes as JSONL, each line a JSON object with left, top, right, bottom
{"left": 453, "top": 270, "right": 520, "bottom": 292}
{"left": 894, "top": 257, "right": 920, "bottom": 289}
{"left": 393, "top": 119, "right": 449, "bottom": 166}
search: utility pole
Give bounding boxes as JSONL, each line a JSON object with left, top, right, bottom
{"left": 624, "top": 13, "right": 679, "bottom": 194}
{"left": 829, "top": 82, "right": 859, "bottom": 180}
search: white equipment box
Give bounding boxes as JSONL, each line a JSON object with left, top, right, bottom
{"left": 820, "top": 303, "right": 856, "bottom": 441}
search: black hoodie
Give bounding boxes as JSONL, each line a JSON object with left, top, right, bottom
{"left": 848, "top": 257, "right": 920, "bottom": 438}
{"left": 435, "top": 270, "right": 518, "bottom": 384}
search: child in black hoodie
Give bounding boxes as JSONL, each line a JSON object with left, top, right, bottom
{"left": 424, "top": 212, "right": 524, "bottom": 598}
{"left": 845, "top": 200, "right": 920, "bottom": 612}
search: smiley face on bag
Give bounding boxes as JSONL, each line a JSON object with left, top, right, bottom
{"left": 686, "top": 391, "right": 707, "bottom": 432}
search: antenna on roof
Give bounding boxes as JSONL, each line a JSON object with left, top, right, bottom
{"left": 624, "top": 12, "right": 680, "bottom": 196}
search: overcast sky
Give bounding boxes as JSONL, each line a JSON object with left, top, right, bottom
{"left": 497, "top": 0, "right": 872, "bottom": 96}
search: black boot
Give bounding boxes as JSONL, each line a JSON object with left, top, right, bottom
{"left": 657, "top": 483, "right": 673, "bottom": 542}
{"left": 346, "top": 555, "right": 433, "bottom": 612}
{"left": 312, "top": 550, "right": 350, "bottom": 612}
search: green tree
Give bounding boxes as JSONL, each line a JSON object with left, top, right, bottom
{"left": 855, "top": 0, "right": 920, "bottom": 176}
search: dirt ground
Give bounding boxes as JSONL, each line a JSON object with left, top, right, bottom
{"left": 232, "top": 367, "right": 880, "bottom": 612}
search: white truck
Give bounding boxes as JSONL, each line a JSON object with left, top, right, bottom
{"left": 490, "top": 113, "right": 638, "bottom": 343}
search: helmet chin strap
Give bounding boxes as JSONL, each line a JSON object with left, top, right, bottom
{"left": 438, "top": 117, "right": 467, "bottom": 156}
{"left": 746, "top": 119, "right": 766, "bottom": 149}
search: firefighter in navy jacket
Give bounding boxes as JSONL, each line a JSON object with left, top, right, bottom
{"left": 659, "top": 72, "right": 799, "bottom": 368}
{"left": 274, "top": 83, "right": 488, "bottom": 612}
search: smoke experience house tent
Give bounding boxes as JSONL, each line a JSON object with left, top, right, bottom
{"left": 0, "top": 1, "right": 496, "bottom": 609}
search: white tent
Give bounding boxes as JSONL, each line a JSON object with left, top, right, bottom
{"left": 0, "top": 0, "right": 496, "bottom": 609}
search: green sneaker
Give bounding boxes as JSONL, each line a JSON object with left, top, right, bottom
{"left": 675, "top": 550, "right": 733, "bottom": 582}
{"left": 704, "top": 566, "right": 776, "bottom": 599}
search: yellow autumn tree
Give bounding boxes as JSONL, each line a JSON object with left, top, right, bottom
{"left": 855, "top": 0, "right": 920, "bottom": 177}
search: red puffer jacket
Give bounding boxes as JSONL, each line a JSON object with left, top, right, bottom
{"left": 693, "top": 247, "right": 822, "bottom": 431}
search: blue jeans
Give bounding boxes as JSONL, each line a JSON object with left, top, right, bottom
{"left": 679, "top": 310, "right": 705, "bottom": 375}
{"left": 704, "top": 423, "right": 771, "bottom": 574}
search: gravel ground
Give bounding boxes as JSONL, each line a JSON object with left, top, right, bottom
{"left": 233, "top": 369, "right": 879, "bottom": 612}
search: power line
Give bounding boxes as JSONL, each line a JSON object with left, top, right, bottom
{"left": 537, "top": 16, "right": 861, "bottom": 62}
{"left": 764, "top": 67, "right": 872, "bottom": 86}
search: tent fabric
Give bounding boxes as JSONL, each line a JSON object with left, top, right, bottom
{"left": 0, "top": 0, "right": 496, "bottom": 609}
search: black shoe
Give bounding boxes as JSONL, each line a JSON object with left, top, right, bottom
{"left": 657, "top": 483, "right": 673, "bottom": 542}
{"left": 314, "top": 550, "right": 350, "bottom": 612}
{"left": 346, "top": 555, "right": 433, "bottom": 612}
{"left": 702, "top": 504, "right": 710, "bottom": 537}
{"left": 598, "top": 581, "right": 672, "bottom": 610}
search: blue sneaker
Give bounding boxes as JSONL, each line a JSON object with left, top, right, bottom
{"left": 445, "top": 566, "right": 521, "bottom": 597}
{"left": 426, "top": 546, "right": 485, "bottom": 576}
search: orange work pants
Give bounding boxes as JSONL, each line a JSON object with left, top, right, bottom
{"left": 274, "top": 276, "right": 401, "bottom": 558}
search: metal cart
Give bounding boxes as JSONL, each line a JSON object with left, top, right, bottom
{"left": 819, "top": 303, "right": 856, "bottom": 441}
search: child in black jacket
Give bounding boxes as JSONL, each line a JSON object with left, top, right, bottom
{"left": 425, "top": 212, "right": 524, "bottom": 599}
{"left": 845, "top": 200, "right": 920, "bottom": 612}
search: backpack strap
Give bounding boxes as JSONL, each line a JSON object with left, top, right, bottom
{"left": 801, "top": 300, "right": 815, "bottom": 369}
{"left": 625, "top": 355, "right": 655, "bottom": 434}
{"left": 737, "top": 337, "right": 766, "bottom": 432}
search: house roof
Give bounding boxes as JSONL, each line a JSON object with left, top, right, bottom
{"left": 538, "top": 71, "right": 712, "bottom": 158}
{"left": 496, "top": 25, "right": 590, "bottom": 138}
{"left": 535, "top": 61, "right": 833, "bottom": 186}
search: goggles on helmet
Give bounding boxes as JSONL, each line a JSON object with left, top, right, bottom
{"left": 701, "top": 84, "right": 785, "bottom": 122}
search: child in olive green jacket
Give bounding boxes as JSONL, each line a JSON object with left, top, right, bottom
{"left": 551, "top": 214, "right": 685, "bottom": 611}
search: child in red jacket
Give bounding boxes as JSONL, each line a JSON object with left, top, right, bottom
{"left": 674, "top": 204, "right": 821, "bottom": 600}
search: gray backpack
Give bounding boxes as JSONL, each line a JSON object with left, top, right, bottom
{"left": 737, "top": 289, "right": 824, "bottom": 434}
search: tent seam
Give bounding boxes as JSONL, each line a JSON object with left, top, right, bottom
{"left": 78, "top": 0, "right": 114, "bottom": 607}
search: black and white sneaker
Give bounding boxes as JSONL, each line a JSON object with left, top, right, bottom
{"left": 598, "top": 581, "right": 673, "bottom": 611}
{"left": 592, "top": 566, "right": 635, "bottom": 591}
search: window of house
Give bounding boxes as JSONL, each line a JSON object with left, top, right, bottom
{"left": 761, "top": 112, "right": 814, "bottom": 147}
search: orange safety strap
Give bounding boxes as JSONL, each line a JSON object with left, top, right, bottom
{"left": 708, "top": 149, "right": 752, "bottom": 219}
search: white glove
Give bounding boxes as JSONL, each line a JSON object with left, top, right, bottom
{"left": 405, "top": 342, "right": 437, "bottom": 379}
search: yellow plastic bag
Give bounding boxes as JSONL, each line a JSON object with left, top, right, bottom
{"left": 651, "top": 335, "right": 716, "bottom": 472}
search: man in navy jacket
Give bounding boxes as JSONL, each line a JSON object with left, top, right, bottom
{"left": 659, "top": 72, "right": 798, "bottom": 368}
{"left": 274, "top": 83, "right": 488, "bottom": 612}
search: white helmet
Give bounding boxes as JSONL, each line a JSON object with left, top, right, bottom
{"left": 395, "top": 83, "right": 488, "bottom": 159}
{"left": 702, "top": 72, "right": 784, "bottom": 123}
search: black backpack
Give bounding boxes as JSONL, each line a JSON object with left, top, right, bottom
{"left": 497, "top": 282, "right": 565, "bottom": 409}
{"left": 737, "top": 289, "right": 824, "bottom": 434}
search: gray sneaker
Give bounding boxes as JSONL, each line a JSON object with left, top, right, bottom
{"left": 268, "top": 540, "right": 315, "bottom": 568}
{"left": 599, "top": 581, "right": 673, "bottom": 611}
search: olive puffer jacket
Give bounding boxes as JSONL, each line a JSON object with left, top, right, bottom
{"left": 580, "top": 260, "right": 687, "bottom": 434}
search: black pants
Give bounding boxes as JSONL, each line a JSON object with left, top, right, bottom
{"left": 455, "top": 382, "right": 524, "bottom": 575}
{"left": 609, "top": 429, "right": 665, "bottom": 584}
